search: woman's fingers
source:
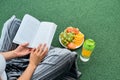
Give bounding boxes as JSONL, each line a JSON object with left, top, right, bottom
{"left": 34, "top": 44, "right": 41, "bottom": 53}
{"left": 36, "top": 44, "right": 48, "bottom": 56}
{"left": 38, "top": 44, "right": 43, "bottom": 53}
{"left": 38, "top": 44, "right": 46, "bottom": 53}
{"left": 32, "top": 44, "right": 48, "bottom": 58}
{"left": 31, "top": 48, "right": 35, "bottom": 54}
{"left": 41, "top": 45, "right": 48, "bottom": 56}
{"left": 29, "top": 44, "right": 48, "bottom": 66}
{"left": 20, "top": 42, "right": 29, "bottom": 47}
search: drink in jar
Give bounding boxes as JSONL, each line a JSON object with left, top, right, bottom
{"left": 80, "top": 39, "right": 95, "bottom": 62}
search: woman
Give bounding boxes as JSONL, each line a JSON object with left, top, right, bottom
{"left": 0, "top": 15, "right": 80, "bottom": 80}
{"left": 0, "top": 43, "right": 48, "bottom": 80}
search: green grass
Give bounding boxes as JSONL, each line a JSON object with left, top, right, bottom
{"left": 0, "top": 0, "right": 120, "bottom": 80}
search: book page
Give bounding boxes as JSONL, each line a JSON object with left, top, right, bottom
{"left": 13, "top": 14, "right": 41, "bottom": 47}
{"left": 31, "top": 22, "right": 57, "bottom": 48}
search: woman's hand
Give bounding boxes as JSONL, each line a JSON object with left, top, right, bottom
{"left": 29, "top": 44, "right": 48, "bottom": 67}
{"left": 17, "top": 44, "right": 48, "bottom": 80}
{"left": 13, "top": 43, "right": 31, "bottom": 57}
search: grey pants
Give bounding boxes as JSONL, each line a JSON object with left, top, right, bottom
{"left": 0, "top": 16, "right": 80, "bottom": 80}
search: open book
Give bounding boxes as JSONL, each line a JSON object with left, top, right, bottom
{"left": 13, "top": 14, "right": 57, "bottom": 49}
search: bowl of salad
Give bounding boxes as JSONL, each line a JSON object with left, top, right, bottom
{"left": 59, "top": 27, "right": 84, "bottom": 50}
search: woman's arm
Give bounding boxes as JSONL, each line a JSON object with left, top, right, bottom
{"left": 0, "top": 50, "right": 17, "bottom": 60}
{"left": 18, "top": 44, "right": 48, "bottom": 80}
{"left": 0, "top": 43, "right": 31, "bottom": 60}
{"left": 17, "top": 64, "right": 36, "bottom": 80}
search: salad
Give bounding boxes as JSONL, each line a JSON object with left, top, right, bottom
{"left": 59, "top": 27, "right": 84, "bottom": 49}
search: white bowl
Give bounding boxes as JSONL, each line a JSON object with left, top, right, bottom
{"left": 59, "top": 35, "right": 84, "bottom": 49}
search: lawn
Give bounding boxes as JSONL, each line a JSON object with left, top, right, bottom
{"left": 0, "top": 0, "right": 120, "bottom": 80}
